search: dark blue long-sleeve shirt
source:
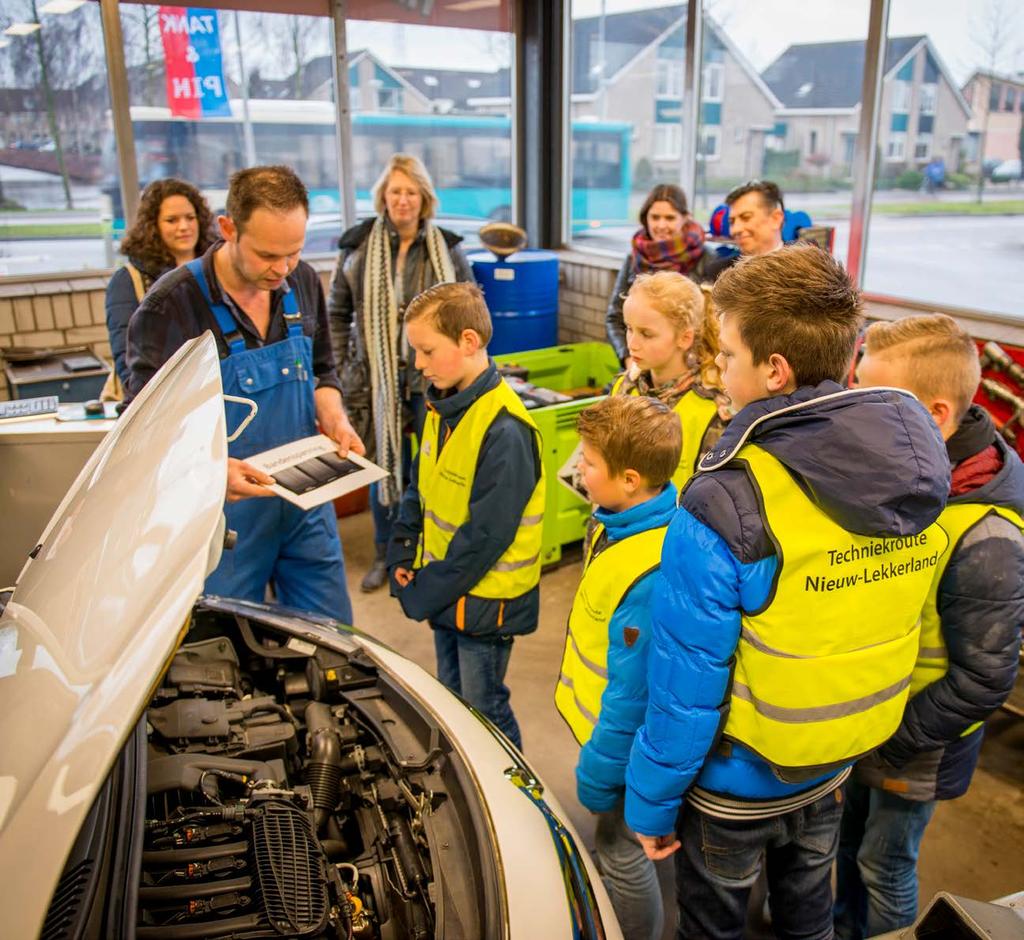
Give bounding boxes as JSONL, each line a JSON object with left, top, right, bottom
{"left": 386, "top": 361, "right": 541, "bottom": 637}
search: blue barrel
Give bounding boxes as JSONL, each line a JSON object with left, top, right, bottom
{"left": 468, "top": 249, "right": 559, "bottom": 355}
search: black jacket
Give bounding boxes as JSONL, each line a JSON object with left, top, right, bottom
{"left": 385, "top": 362, "right": 541, "bottom": 637}
{"left": 855, "top": 406, "right": 1024, "bottom": 801}
{"left": 105, "top": 255, "right": 171, "bottom": 388}
{"left": 327, "top": 217, "right": 475, "bottom": 460}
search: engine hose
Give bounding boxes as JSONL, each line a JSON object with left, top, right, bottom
{"left": 136, "top": 912, "right": 264, "bottom": 939}
{"left": 304, "top": 701, "right": 342, "bottom": 832}
{"left": 387, "top": 815, "right": 427, "bottom": 889}
{"left": 138, "top": 875, "right": 252, "bottom": 902}
{"left": 142, "top": 840, "right": 249, "bottom": 865}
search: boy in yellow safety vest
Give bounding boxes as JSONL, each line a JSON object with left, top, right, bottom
{"left": 555, "top": 395, "right": 681, "bottom": 940}
{"left": 387, "top": 282, "right": 545, "bottom": 750}
{"left": 623, "top": 244, "right": 951, "bottom": 939}
{"left": 834, "top": 314, "right": 1024, "bottom": 939}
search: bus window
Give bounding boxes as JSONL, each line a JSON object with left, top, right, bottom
{"left": 459, "top": 134, "right": 512, "bottom": 189}
{"left": 254, "top": 123, "right": 337, "bottom": 192}
{"left": 572, "top": 133, "right": 622, "bottom": 189}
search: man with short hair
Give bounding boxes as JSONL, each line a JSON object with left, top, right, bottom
{"left": 725, "top": 179, "right": 785, "bottom": 256}
{"left": 127, "top": 164, "right": 362, "bottom": 622}
{"left": 699, "top": 179, "right": 787, "bottom": 283}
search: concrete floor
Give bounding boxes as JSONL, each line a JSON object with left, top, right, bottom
{"left": 337, "top": 507, "right": 1024, "bottom": 936}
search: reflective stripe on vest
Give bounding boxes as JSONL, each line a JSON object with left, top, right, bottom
{"left": 611, "top": 374, "right": 720, "bottom": 490}
{"left": 555, "top": 521, "right": 667, "bottom": 745}
{"left": 416, "top": 377, "right": 546, "bottom": 598}
{"left": 723, "top": 445, "right": 949, "bottom": 773}
{"left": 914, "top": 501, "right": 1024, "bottom": 737}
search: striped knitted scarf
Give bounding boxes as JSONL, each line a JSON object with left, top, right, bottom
{"left": 618, "top": 360, "right": 733, "bottom": 421}
{"left": 363, "top": 217, "right": 455, "bottom": 506}
{"left": 631, "top": 219, "right": 705, "bottom": 275}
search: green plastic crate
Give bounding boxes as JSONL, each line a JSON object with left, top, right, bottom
{"left": 494, "top": 342, "right": 621, "bottom": 565}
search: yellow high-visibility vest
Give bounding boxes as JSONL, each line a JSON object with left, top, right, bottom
{"left": 723, "top": 445, "right": 949, "bottom": 774}
{"left": 912, "top": 501, "right": 1024, "bottom": 737}
{"left": 555, "top": 521, "right": 667, "bottom": 744}
{"left": 611, "top": 374, "right": 720, "bottom": 490}
{"left": 415, "top": 377, "right": 545, "bottom": 599}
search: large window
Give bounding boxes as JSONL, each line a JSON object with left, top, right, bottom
{"left": 693, "top": 0, "right": 870, "bottom": 266}
{"left": 115, "top": 8, "right": 337, "bottom": 224}
{"left": 0, "top": 1, "right": 121, "bottom": 276}
{"left": 345, "top": 14, "right": 514, "bottom": 231}
{"left": 568, "top": 0, "right": 688, "bottom": 250}
{"left": 863, "top": 2, "right": 1024, "bottom": 319}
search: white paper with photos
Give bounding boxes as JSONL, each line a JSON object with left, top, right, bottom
{"left": 246, "top": 434, "right": 387, "bottom": 510}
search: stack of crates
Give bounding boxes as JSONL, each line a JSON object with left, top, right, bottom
{"left": 494, "top": 342, "right": 621, "bottom": 566}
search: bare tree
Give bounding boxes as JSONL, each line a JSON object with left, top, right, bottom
{"left": 121, "top": 4, "right": 163, "bottom": 105}
{"left": 4, "top": 0, "right": 99, "bottom": 208}
{"left": 970, "top": 0, "right": 1020, "bottom": 202}
{"left": 262, "top": 13, "right": 323, "bottom": 99}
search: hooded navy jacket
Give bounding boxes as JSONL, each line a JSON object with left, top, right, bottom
{"left": 624, "top": 382, "right": 950, "bottom": 837}
{"left": 855, "top": 406, "right": 1024, "bottom": 801}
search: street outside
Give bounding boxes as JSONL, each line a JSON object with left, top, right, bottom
{"left": 2, "top": 182, "right": 1022, "bottom": 320}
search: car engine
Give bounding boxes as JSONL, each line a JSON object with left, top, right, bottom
{"left": 133, "top": 608, "right": 476, "bottom": 940}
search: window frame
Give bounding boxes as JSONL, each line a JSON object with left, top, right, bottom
{"left": 698, "top": 126, "right": 720, "bottom": 161}
{"left": 913, "top": 133, "right": 931, "bottom": 161}
{"left": 886, "top": 131, "right": 906, "bottom": 161}
{"left": 701, "top": 61, "right": 723, "bottom": 103}
{"left": 654, "top": 122, "right": 683, "bottom": 159}
{"left": 919, "top": 82, "right": 937, "bottom": 115}
{"left": 890, "top": 78, "right": 910, "bottom": 113}
{"left": 656, "top": 57, "right": 683, "bottom": 98}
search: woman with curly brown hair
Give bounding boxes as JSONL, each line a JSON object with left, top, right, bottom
{"left": 104, "top": 178, "right": 215, "bottom": 388}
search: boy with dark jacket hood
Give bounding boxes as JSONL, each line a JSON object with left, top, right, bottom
{"left": 835, "top": 314, "right": 1024, "bottom": 939}
{"left": 624, "top": 244, "right": 951, "bottom": 940}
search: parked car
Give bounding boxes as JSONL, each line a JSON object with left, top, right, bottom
{"left": 0, "top": 334, "right": 621, "bottom": 940}
{"left": 990, "top": 158, "right": 1022, "bottom": 183}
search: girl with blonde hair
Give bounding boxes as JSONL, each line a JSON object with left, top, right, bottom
{"left": 612, "top": 270, "right": 730, "bottom": 487}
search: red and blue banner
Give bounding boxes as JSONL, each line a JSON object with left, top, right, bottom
{"left": 159, "top": 7, "right": 231, "bottom": 119}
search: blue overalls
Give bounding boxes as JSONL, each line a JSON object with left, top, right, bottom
{"left": 186, "top": 259, "right": 353, "bottom": 623}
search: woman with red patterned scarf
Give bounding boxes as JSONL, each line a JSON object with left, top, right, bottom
{"left": 605, "top": 184, "right": 729, "bottom": 367}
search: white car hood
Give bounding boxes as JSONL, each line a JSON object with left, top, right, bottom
{"left": 0, "top": 334, "right": 227, "bottom": 930}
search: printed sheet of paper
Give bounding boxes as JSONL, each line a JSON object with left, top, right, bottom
{"left": 246, "top": 433, "right": 387, "bottom": 510}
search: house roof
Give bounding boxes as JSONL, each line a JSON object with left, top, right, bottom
{"left": 396, "top": 66, "right": 510, "bottom": 110}
{"left": 571, "top": 4, "right": 683, "bottom": 95}
{"left": 570, "top": 4, "right": 779, "bottom": 108}
{"left": 762, "top": 35, "right": 925, "bottom": 109}
{"left": 964, "top": 68, "right": 1024, "bottom": 92}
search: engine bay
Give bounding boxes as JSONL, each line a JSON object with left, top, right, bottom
{"left": 132, "top": 605, "right": 491, "bottom": 939}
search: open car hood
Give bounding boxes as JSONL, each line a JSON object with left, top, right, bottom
{"left": 0, "top": 333, "right": 227, "bottom": 927}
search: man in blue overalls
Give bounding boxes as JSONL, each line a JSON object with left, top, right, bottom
{"left": 126, "top": 165, "right": 362, "bottom": 622}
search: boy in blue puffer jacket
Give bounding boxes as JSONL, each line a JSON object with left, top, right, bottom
{"left": 555, "top": 395, "right": 681, "bottom": 940}
{"left": 834, "top": 314, "right": 1024, "bottom": 939}
{"left": 625, "top": 243, "right": 951, "bottom": 940}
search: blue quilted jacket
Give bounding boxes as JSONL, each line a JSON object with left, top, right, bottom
{"left": 575, "top": 484, "right": 678, "bottom": 813}
{"left": 624, "top": 383, "right": 951, "bottom": 836}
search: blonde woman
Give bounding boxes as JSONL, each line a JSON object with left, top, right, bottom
{"left": 328, "top": 153, "right": 475, "bottom": 592}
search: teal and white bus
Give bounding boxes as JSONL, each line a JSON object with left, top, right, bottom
{"left": 108, "top": 100, "right": 631, "bottom": 234}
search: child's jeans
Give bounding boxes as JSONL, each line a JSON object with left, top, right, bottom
{"left": 674, "top": 787, "right": 844, "bottom": 940}
{"left": 432, "top": 628, "right": 522, "bottom": 750}
{"left": 833, "top": 777, "right": 936, "bottom": 940}
{"left": 595, "top": 802, "right": 664, "bottom": 940}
